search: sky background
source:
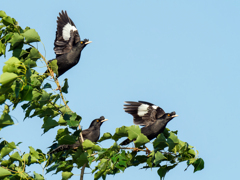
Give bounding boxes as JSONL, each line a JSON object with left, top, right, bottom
{"left": 1, "top": 0, "right": 240, "bottom": 179}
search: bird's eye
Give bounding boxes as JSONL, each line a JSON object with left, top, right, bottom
{"left": 81, "top": 41, "right": 83, "bottom": 44}
{"left": 97, "top": 120, "right": 100, "bottom": 122}
{"left": 167, "top": 114, "right": 170, "bottom": 117}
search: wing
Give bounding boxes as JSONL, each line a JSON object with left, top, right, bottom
{"left": 82, "top": 128, "right": 92, "bottom": 139}
{"left": 124, "top": 101, "right": 165, "bottom": 126}
{"left": 54, "top": 10, "right": 81, "bottom": 57}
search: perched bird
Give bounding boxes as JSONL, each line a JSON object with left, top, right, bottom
{"left": 50, "top": 116, "right": 107, "bottom": 154}
{"left": 120, "top": 101, "right": 178, "bottom": 145}
{"left": 46, "top": 10, "right": 92, "bottom": 77}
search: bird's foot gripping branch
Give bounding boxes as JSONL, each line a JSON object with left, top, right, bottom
{"left": 0, "top": 10, "right": 204, "bottom": 180}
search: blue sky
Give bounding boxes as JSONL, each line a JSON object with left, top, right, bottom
{"left": 1, "top": 1, "right": 240, "bottom": 179}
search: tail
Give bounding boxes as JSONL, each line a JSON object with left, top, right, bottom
{"left": 120, "top": 138, "right": 131, "bottom": 146}
{"left": 49, "top": 144, "right": 72, "bottom": 154}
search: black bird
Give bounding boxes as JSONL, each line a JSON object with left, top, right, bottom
{"left": 46, "top": 10, "right": 91, "bottom": 77}
{"left": 50, "top": 116, "right": 107, "bottom": 154}
{"left": 120, "top": 101, "right": 178, "bottom": 145}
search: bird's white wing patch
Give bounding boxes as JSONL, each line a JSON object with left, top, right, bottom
{"left": 62, "top": 23, "right": 77, "bottom": 41}
{"left": 152, "top": 105, "right": 158, "bottom": 109}
{"left": 137, "top": 104, "right": 149, "bottom": 116}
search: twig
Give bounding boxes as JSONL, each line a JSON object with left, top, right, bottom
{"left": 80, "top": 163, "right": 87, "bottom": 180}
{"left": 78, "top": 124, "right": 84, "bottom": 144}
{"left": 38, "top": 51, "right": 69, "bottom": 109}
{"left": 119, "top": 147, "right": 149, "bottom": 152}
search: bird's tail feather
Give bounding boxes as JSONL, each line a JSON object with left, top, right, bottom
{"left": 120, "top": 138, "right": 131, "bottom": 146}
{"left": 49, "top": 144, "right": 72, "bottom": 154}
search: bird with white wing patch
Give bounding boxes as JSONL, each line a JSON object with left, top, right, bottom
{"left": 45, "top": 10, "right": 92, "bottom": 77}
{"left": 120, "top": 101, "right": 178, "bottom": 145}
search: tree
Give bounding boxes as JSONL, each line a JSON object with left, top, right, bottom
{"left": 0, "top": 10, "right": 204, "bottom": 180}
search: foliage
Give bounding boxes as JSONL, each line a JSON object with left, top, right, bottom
{"left": 0, "top": 10, "right": 204, "bottom": 180}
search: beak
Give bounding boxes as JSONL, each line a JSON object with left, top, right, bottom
{"left": 101, "top": 119, "right": 108, "bottom": 122}
{"left": 171, "top": 114, "right": 178, "bottom": 118}
{"left": 85, "top": 41, "right": 92, "bottom": 44}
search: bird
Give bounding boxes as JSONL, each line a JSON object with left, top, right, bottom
{"left": 46, "top": 10, "right": 92, "bottom": 77}
{"left": 120, "top": 101, "right": 178, "bottom": 145}
{"left": 49, "top": 116, "right": 107, "bottom": 154}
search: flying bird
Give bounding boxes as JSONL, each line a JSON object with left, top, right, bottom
{"left": 50, "top": 116, "right": 107, "bottom": 154}
{"left": 46, "top": 10, "right": 91, "bottom": 77}
{"left": 120, "top": 101, "right": 178, "bottom": 145}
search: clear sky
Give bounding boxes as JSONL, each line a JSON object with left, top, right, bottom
{"left": 1, "top": 1, "right": 240, "bottom": 179}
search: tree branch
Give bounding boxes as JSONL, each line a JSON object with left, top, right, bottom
{"left": 80, "top": 163, "right": 87, "bottom": 180}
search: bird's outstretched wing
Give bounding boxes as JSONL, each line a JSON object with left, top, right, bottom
{"left": 54, "top": 10, "right": 81, "bottom": 56}
{"left": 124, "top": 101, "right": 165, "bottom": 126}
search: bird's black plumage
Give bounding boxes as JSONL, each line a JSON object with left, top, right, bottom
{"left": 120, "top": 101, "right": 178, "bottom": 145}
{"left": 50, "top": 116, "right": 107, "bottom": 154}
{"left": 46, "top": 10, "right": 91, "bottom": 77}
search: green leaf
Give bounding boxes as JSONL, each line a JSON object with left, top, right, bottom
{"left": 5, "top": 33, "right": 13, "bottom": 42}
{"left": 154, "top": 151, "right": 166, "bottom": 165}
{"left": 33, "top": 171, "right": 44, "bottom": 180}
{"left": 43, "top": 83, "right": 51, "bottom": 89}
{"left": 22, "top": 153, "right": 38, "bottom": 165}
{"left": 0, "top": 11, "right": 7, "bottom": 18}
{"left": 193, "top": 158, "right": 204, "bottom": 172}
{"left": 20, "top": 85, "right": 33, "bottom": 101}
{"left": 127, "top": 125, "right": 141, "bottom": 140}
{"left": 15, "top": 80, "right": 22, "bottom": 99}
{"left": 98, "top": 132, "right": 112, "bottom": 142}
{"left": 58, "top": 135, "right": 76, "bottom": 145}
{"left": 28, "top": 48, "right": 41, "bottom": 61}
{"left": 82, "top": 139, "right": 101, "bottom": 151}
{"left": 0, "top": 41, "right": 6, "bottom": 56}
{"left": 188, "top": 149, "right": 196, "bottom": 157}
{"left": 58, "top": 115, "right": 67, "bottom": 125}
{"left": 167, "top": 132, "right": 179, "bottom": 151}
{"left": 10, "top": 151, "right": 22, "bottom": 163}
{"left": 32, "top": 89, "right": 42, "bottom": 101}
{"left": 42, "top": 117, "right": 58, "bottom": 133}
{"left": 39, "top": 90, "right": 50, "bottom": 104}
{"left": 0, "top": 113, "right": 14, "bottom": 130}
{"left": 112, "top": 126, "right": 128, "bottom": 141}
{"left": 0, "top": 167, "right": 12, "bottom": 177}
{"left": 29, "top": 146, "right": 40, "bottom": 159}
{"left": 0, "top": 142, "right": 16, "bottom": 158}
{"left": 24, "top": 58, "right": 37, "bottom": 68}
{"left": 48, "top": 60, "right": 58, "bottom": 76}
{"left": 134, "top": 133, "right": 149, "bottom": 147}
{"left": 157, "top": 166, "right": 168, "bottom": 180}
{"left": 31, "top": 74, "right": 42, "bottom": 87}
{"left": 62, "top": 172, "right": 73, "bottom": 180}
{"left": 0, "top": 94, "right": 6, "bottom": 104}
{"left": 75, "top": 151, "right": 88, "bottom": 168}
{"left": 62, "top": 78, "right": 69, "bottom": 93}
{"left": 23, "top": 29, "right": 41, "bottom": 43}
{"left": 9, "top": 33, "right": 24, "bottom": 49}
{"left": 3, "top": 57, "right": 22, "bottom": 74}
{"left": 2, "top": 16, "right": 14, "bottom": 25}
{"left": 66, "top": 119, "right": 79, "bottom": 128}
{"left": 153, "top": 133, "right": 168, "bottom": 150}
{"left": 0, "top": 72, "right": 18, "bottom": 85}
{"left": 56, "top": 128, "right": 71, "bottom": 140}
